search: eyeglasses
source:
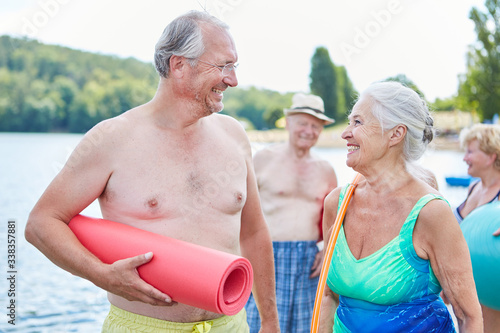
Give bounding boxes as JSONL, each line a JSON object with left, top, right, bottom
{"left": 196, "top": 59, "right": 238, "bottom": 77}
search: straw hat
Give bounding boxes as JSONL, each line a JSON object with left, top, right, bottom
{"left": 284, "top": 93, "right": 335, "bottom": 124}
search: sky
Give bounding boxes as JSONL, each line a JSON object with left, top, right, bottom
{"left": 0, "top": 0, "right": 487, "bottom": 101}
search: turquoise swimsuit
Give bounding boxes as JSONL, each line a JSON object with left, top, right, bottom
{"left": 327, "top": 185, "right": 456, "bottom": 332}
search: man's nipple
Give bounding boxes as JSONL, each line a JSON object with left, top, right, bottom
{"left": 146, "top": 198, "right": 158, "bottom": 208}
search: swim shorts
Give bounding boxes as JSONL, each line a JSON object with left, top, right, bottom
{"left": 246, "top": 240, "right": 319, "bottom": 333}
{"left": 102, "top": 304, "right": 249, "bottom": 333}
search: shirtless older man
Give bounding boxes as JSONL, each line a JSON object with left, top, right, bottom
{"left": 25, "top": 11, "right": 279, "bottom": 333}
{"left": 245, "top": 93, "right": 337, "bottom": 333}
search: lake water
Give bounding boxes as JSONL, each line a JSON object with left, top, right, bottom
{"left": 0, "top": 133, "right": 470, "bottom": 332}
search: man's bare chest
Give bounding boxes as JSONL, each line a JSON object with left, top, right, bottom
{"left": 101, "top": 145, "right": 248, "bottom": 220}
{"left": 259, "top": 163, "right": 328, "bottom": 201}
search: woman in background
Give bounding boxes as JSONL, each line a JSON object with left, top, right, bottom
{"left": 454, "top": 123, "right": 500, "bottom": 332}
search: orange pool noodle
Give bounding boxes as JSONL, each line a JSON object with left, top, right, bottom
{"left": 68, "top": 214, "right": 253, "bottom": 316}
{"left": 311, "top": 173, "right": 361, "bottom": 332}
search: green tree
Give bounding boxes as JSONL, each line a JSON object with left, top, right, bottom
{"left": 223, "top": 87, "right": 292, "bottom": 130}
{"left": 52, "top": 76, "right": 78, "bottom": 129}
{"left": 0, "top": 35, "right": 158, "bottom": 132}
{"left": 336, "top": 65, "right": 357, "bottom": 119}
{"left": 263, "top": 106, "right": 284, "bottom": 129}
{"left": 223, "top": 87, "right": 266, "bottom": 129}
{"left": 384, "top": 74, "right": 426, "bottom": 99}
{"left": 457, "top": 0, "right": 500, "bottom": 121}
{"left": 431, "top": 97, "right": 456, "bottom": 111}
{"left": 310, "top": 47, "right": 338, "bottom": 122}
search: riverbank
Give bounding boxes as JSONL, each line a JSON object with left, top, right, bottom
{"left": 246, "top": 128, "right": 461, "bottom": 151}
{"left": 247, "top": 109, "right": 479, "bottom": 151}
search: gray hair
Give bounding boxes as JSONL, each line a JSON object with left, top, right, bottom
{"left": 360, "top": 81, "right": 434, "bottom": 162}
{"left": 154, "top": 10, "right": 229, "bottom": 78}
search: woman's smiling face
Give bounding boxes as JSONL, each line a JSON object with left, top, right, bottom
{"left": 341, "top": 97, "right": 388, "bottom": 171}
{"left": 463, "top": 139, "right": 495, "bottom": 177}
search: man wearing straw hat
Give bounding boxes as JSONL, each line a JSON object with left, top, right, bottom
{"left": 245, "top": 93, "right": 338, "bottom": 333}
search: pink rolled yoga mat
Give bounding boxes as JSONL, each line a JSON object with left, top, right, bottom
{"left": 68, "top": 214, "right": 253, "bottom": 316}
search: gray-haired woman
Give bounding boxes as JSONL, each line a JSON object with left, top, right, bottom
{"left": 318, "top": 81, "right": 482, "bottom": 332}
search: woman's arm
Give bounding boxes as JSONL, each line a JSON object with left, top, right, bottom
{"left": 414, "top": 199, "right": 483, "bottom": 332}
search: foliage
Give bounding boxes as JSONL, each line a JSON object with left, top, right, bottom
{"left": 309, "top": 47, "right": 357, "bottom": 123}
{"left": 384, "top": 74, "right": 426, "bottom": 99}
{"left": 0, "top": 37, "right": 373, "bottom": 133}
{"left": 382, "top": 74, "right": 459, "bottom": 112}
{"left": 430, "top": 97, "right": 456, "bottom": 112}
{"left": 0, "top": 35, "right": 158, "bottom": 133}
{"left": 222, "top": 86, "right": 293, "bottom": 130}
{"left": 310, "top": 47, "right": 339, "bottom": 122}
{"left": 457, "top": 0, "right": 500, "bottom": 121}
{"left": 336, "top": 65, "right": 357, "bottom": 117}
{"left": 0, "top": 36, "right": 299, "bottom": 132}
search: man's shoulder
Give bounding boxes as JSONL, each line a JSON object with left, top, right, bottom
{"left": 210, "top": 113, "right": 243, "bottom": 127}
{"left": 208, "top": 113, "right": 249, "bottom": 140}
{"left": 77, "top": 112, "right": 136, "bottom": 155}
{"left": 87, "top": 114, "right": 132, "bottom": 139}
{"left": 254, "top": 143, "right": 285, "bottom": 159}
{"left": 253, "top": 144, "right": 287, "bottom": 172}
{"left": 308, "top": 153, "right": 337, "bottom": 182}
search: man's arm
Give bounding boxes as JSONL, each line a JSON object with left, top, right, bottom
{"left": 25, "top": 121, "right": 172, "bottom": 305}
{"left": 239, "top": 139, "right": 280, "bottom": 332}
{"left": 310, "top": 161, "right": 338, "bottom": 278}
{"left": 318, "top": 188, "right": 341, "bottom": 332}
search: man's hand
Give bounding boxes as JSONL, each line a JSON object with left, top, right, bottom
{"left": 310, "top": 250, "right": 324, "bottom": 278}
{"left": 102, "top": 252, "right": 176, "bottom": 306}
